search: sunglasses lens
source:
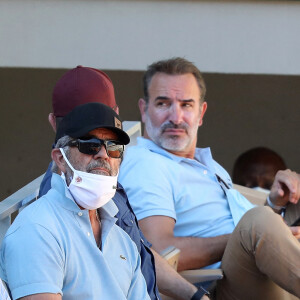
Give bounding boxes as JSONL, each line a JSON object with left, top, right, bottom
{"left": 79, "top": 141, "right": 102, "bottom": 155}
{"left": 75, "top": 139, "right": 124, "bottom": 158}
{"left": 106, "top": 141, "right": 124, "bottom": 158}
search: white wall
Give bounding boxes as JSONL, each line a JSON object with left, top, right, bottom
{"left": 1, "top": 0, "right": 300, "bottom": 74}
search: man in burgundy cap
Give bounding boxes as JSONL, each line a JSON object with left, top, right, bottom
{"left": 39, "top": 66, "right": 120, "bottom": 197}
{"left": 39, "top": 66, "right": 209, "bottom": 300}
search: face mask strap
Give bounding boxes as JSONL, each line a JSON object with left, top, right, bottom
{"left": 59, "top": 148, "right": 76, "bottom": 173}
{"left": 59, "top": 148, "right": 119, "bottom": 180}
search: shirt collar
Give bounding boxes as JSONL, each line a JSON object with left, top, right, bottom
{"left": 101, "top": 199, "right": 118, "bottom": 218}
{"left": 137, "top": 136, "right": 213, "bottom": 166}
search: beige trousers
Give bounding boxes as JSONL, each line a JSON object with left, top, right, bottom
{"left": 216, "top": 203, "right": 300, "bottom": 300}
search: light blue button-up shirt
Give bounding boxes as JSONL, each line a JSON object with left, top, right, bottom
{"left": 0, "top": 174, "right": 150, "bottom": 300}
{"left": 119, "top": 137, "right": 254, "bottom": 269}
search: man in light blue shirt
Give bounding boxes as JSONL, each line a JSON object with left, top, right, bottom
{"left": 119, "top": 57, "right": 300, "bottom": 299}
{"left": 0, "top": 103, "right": 150, "bottom": 300}
{"left": 121, "top": 138, "right": 254, "bottom": 273}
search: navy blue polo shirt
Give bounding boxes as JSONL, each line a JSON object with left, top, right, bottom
{"left": 39, "top": 162, "right": 160, "bottom": 300}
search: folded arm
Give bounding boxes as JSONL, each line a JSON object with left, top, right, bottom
{"left": 140, "top": 215, "right": 229, "bottom": 271}
{"left": 266, "top": 169, "right": 300, "bottom": 239}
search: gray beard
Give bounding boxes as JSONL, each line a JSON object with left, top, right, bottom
{"left": 65, "top": 157, "right": 119, "bottom": 185}
{"left": 144, "top": 115, "right": 199, "bottom": 153}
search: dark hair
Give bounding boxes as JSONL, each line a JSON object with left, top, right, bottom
{"left": 232, "top": 147, "right": 286, "bottom": 190}
{"left": 143, "top": 57, "right": 206, "bottom": 103}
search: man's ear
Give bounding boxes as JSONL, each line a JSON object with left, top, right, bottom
{"left": 48, "top": 113, "right": 57, "bottom": 132}
{"left": 51, "top": 148, "right": 66, "bottom": 173}
{"left": 198, "top": 101, "right": 208, "bottom": 127}
{"left": 138, "top": 98, "right": 147, "bottom": 123}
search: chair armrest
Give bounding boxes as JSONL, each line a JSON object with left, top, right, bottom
{"left": 179, "top": 269, "right": 223, "bottom": 284}
{"left": 160, "top": 246, "right": 223, "bottom": 284}
{"left": 160, "top": 246, "right": 181, "bottom": 270}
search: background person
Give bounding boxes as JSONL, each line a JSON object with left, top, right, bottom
{"left": 119, "top": 57, "right": 300, "bottom": 300}
{"left": 232, "top": 146, "right": 287, "bottom": 192}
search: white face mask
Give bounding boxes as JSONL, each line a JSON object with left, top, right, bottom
{"left": 59, "top": 148, "right": 118, "bottom": 210}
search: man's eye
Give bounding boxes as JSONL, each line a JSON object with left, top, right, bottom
{"left": 156, "top": 101, "right": 168, "bottom": 107}
{"left": 182, "top": 102, "right": 193, "bottom": 108}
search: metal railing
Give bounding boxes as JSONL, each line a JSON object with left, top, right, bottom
{"left": 0, "top": 121, "right": 141, "bottom": 245}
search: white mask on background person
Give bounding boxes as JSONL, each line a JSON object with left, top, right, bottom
{"left": 59, "top": 148, "right": 118, "bottom": 210}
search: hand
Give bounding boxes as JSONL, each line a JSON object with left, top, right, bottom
{"left": 201, "top": 296, "right": 210, "bottom": 300}
{"left": 269, "top": 170, "right": 300, "bottom": 207}
{"left": 290, "top": 226, "right": 300, "bottom": 239}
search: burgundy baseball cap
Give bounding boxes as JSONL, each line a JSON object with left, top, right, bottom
{"left": 52, "top": 66, "right": 118, "bottom": 117}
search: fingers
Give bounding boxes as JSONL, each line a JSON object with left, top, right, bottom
{"left": 290, "top": 226, "right": 300, "bottom": 240}
{"left": 285, "top": 171, "right": 300, "bottom": 203}
{"left": 270, "top": 170, "right": 300, "bottom": 205}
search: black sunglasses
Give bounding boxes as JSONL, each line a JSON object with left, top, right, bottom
{"left": 67, "top": 138, "right": 124, "bottom": 158}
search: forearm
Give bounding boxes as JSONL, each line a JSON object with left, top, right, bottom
{"left": 139, "top": 216, "right": 229, "bottom": 271}
{"left": 152, "top": 234, "right": 230, "bottom": 271}
{"left": 152, "top": 249, "right": 197, "bottom": 300}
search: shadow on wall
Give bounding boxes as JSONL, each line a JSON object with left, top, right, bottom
{"left": 0, "top": 67, "right": 299, "bottom": 200}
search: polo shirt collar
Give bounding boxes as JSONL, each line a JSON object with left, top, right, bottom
{"left": 137, "top": 137, "right": 187, "bottom": 163}
{"left": 137, "top": 137, "right": 214, "bottom": 167}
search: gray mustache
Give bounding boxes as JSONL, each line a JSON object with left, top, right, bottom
{"left": 87, "top": 160, "right": 112, "bottom": 173}
{"left": 161, "top": 122, "right": 188, "bottom": 132}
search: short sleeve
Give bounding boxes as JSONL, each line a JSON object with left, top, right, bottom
{"left": 2, "top": 224, "right": 64, "bottom": 299}
{"left": 119, "top": 147, "right": 176, "bottom": 221}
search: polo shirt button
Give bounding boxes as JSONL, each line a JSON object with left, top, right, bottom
{"left": 203, "top": 170, "right": 207, "bottom": 175}
{"left": 131, "top": 220, "right": 134, "bottom": 224}
{"left": 87, "top": 232, "right": 90, "bottom": 236}
{"left": 78, "top": 212, "right": 83, "bottom": 216}
{"left": 141, "top": 239, "right": 144, "bottom": 243}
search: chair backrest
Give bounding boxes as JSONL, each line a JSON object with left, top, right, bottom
{"left": 0, "top": 174, "right": 44, "bottom": 246}
{"left": 0, "top": 121, "right": 141, "bottom": 246}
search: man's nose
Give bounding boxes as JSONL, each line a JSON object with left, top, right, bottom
{"left": 169, "top": 103, "right": 183, "bottom": 124}
{"left": 93, "top": 145, "right": 109, "bottom": 159}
